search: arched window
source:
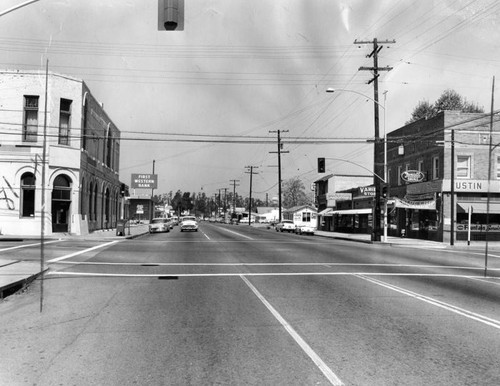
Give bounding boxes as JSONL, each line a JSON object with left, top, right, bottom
{"left": 52, "top": 175, "right": 71, "bottom": 200}
{"left": 21, "top": 172, "right": 36, "bottom": 217}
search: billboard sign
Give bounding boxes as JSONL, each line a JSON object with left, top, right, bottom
{"left": 131, "top": 174, "right": 158, "bottom": 189}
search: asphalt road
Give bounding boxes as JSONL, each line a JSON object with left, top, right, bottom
{"left": 0, "top": 223, "right": 499, "bottom": 385}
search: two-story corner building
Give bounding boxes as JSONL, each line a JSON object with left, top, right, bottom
{"left": 314, "top": 174, "right": 373, "bottom": 231}
{"left": 384, "top": 110, "right": 500, "bottom": 242}
{"left": 0, "top": 69, "right": 122, "bottom": 236}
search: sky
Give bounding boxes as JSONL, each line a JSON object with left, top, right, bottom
{"left": 2, "top": 0, "right": 500, "bottom": 201}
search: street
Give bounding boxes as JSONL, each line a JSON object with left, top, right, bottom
{"left": 1, "top": 223, "right": 499, "bottom": 385}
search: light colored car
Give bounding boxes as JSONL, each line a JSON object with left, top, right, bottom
{"left": 180, "top": 216, "right": 198, "bottom": 232}
{"left": 149, "top": 218, "right": 170, "bottom": 233}
{"left": 275, "top": 220, "right": 295, "bottom": 233}
{"left": 295, "top": 224, "right": 316, "bottom": 235}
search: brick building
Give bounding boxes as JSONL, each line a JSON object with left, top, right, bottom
{"left": 0, "top": 69, "right": 123, "bottom": 236}
{"left": 385, "top": 110, "right": 500, "bottom": 242}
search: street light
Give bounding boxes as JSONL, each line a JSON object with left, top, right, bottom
{"left": 326, "top": 87, "right": 388, "bottom": 242}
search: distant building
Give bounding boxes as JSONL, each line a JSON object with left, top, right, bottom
{"left": 0, "top": 69, "right": 123, "bottom": 236}
{"left": 314, "top": 174, "right": 373, "bottom": 231}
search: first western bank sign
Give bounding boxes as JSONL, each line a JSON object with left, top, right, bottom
{"left": 131, "top": 174, "right": 158, "bottom": 189}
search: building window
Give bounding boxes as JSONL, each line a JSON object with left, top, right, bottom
{"left": 432, "top": 156, "right": 440, "bottom": 180}
{"left": 417, "top": 160, "right": 424, "bottom": 173}
{"left": 397, "top": 165, "right": 403, "bottom": 186}
{"left": 82, "top": 99, "right": 88, "bottom": 150}
{"left": 21, "top": 172, "right": 36, "bottom": 217}
{"left": 456, "top": 155, "right": 471, "bottom": 179}
{"left": 59, "top": 99, "right": 72, "bottom": 145}
{"left": 387, "top": 168, "right": 391, "bottom": 185}
{"left": 497, "top": 156, "right": 500, "bottom": 179}
{"left": 23, "top": 96, "right": 39, "bottom": 142}
{"left": 302, "top": 212, "right": 311, "bottom": 222}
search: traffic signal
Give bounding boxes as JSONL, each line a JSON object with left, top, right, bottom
{"left": 382, "top": 185, "right": 388, "bottom": 198}
{"left": 317, "top": 157, "right": 325, "bottom": 173}
{"left": 158, "top": 0, "right": 184, "bottom": 31}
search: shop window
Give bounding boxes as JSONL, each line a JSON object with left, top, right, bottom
{"left": 21, "top": 172, "right": 36, "bottom": 217}
{"left": 456, "top": 155, "right": 471, "bottom": 179}
{"left": 23, "top": 96, "right": 39, "bottom": 142}
{"left": 432, "top": 156, "right": 440, "bottom": 180}
{"left": 58, "top": 99, "right": 72, "bottom": 145}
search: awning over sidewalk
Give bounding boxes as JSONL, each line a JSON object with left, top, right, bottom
{"left": 318, "top": 208, "right": 334, "bottom": 217}
{"left": 331, "top": 208, "right": 372, "bottom": 215}
{"left": 457, "top": 202, "right": 500, "bottom": 214}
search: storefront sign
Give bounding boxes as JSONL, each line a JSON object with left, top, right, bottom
{"left": 358, "top": 186, "right": 375, "bottom": 196}
{"left": 327, "top": 193, "right": 352, "bottom": 200}
{"left": 401, "top": 170, "right": 425, "bottom": 183}
{"left": 394, "top": 197, "right": 436, "bottom": 210}
{"left": 456, "top": 223, "right": 500, "bottom": 232}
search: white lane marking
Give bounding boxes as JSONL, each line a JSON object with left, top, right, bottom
{"left": 356, "top": 274, "right": 500, "bottom": 330}
{"left": 217, "top": 227, "right": 254, "bottom": 240}
{"left": 0, "top": 239, "right": 62, "bottom": 252}
{"left": 47, "top": 261, "right": 499, "bottom": 273}
{"left": 240, "top": 275, "right": 344, "bottom": 385}
{"left": 47, "top": 240, "right": 121, "bottom": 263}
{"left": 47, "top": 272, "right": 500, "bottom": 279}
{"left": 201, "top": 230, "right": 210, "bottom": 240}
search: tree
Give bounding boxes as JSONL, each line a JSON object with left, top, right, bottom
{"left": 407, "top": 89, "right": 483, "bottom": 124}
{"left": 282, "top": 177, "right": 309, "bottom": 208}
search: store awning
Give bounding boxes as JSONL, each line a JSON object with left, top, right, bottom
{"left": 331, "top": 208, "right": 372, "bottom": 215}
{"left": 318, "top": 208, "right": 334, "bottom": 216}
{"left": 457, "top": 202, "right": 500, "bottom": 214}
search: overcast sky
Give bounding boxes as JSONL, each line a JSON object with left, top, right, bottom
{"left": 2, "top": 0, "right": 499, "bottom": 200}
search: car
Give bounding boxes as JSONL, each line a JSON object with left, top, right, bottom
{"left": 149, "top": 218, "right": 170, "bottom": 233}
{"left": 295, "top": 224, "right": 316, "bottom": 235}
{"left": 275, "top": 220, "right": 295, "bottom": 233}
{"left": 180, "top": 216, "right": 198, "bottom": 232}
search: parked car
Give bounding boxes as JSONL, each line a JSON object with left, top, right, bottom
{"left": 149, "top": 218, "right": 170, "bottom": 233}
{"left": 275, "top": 220, "right": 295, "bottom": 233}
{"left": 295, "top": 224, "right": 316, "bottom": 235}
{"left": 180, "top": 216, "right": 199, "bottom": 232}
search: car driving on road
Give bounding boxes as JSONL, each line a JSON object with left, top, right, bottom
{"left": 275, "top": 220, "right": 295, "bottom": 233}
{"left": 180, "top": 216, "right": 199, "bottom": 232}
{"left": 149, "top": 218, "right": 170, "bottom": 233}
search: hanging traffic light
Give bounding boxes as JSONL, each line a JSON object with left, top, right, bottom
{"left": 158, "top": 0, "right": 184, "bottom": 31}
{"left": 317, "top": 157, "right": 325, "bottom": 173}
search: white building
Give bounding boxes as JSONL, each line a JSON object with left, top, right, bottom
{"left": 0, "top": 69, "right": 122, "bottom": 236}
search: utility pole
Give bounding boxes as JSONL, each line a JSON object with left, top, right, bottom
{"left": 230, "top": 179, "right": 240, "bottom": 215}
{"left": 269, "top": 130, "right": 289, "bottom": 222}
{"left": 245, "top": 166, "right": 258, "bottom": 225}
{"left": 355, "top": 38, "right": 395, "bottom": 242}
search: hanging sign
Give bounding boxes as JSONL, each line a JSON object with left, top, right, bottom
{"left": 401, "top": 170, "right": 425, "bottom": 183}
{"left": 394, "top": 197, "right": 436, "bottom": 210}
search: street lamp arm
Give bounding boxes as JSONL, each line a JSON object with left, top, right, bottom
{"left": 326, "top": 88, "right": 385, "bottom": 110}
{"left": 0, "top": 0, "right": 39, "bottom": 17}
{"left": 325, "top": 157, "right": 386, "bottom": 183}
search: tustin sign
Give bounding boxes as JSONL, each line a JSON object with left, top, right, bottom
{"left": 131, "top": 174, "right": 158, "bottom": 189}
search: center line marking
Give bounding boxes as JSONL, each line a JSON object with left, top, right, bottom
{"left": 240, "top": 275, "right": 344, "bottom": 385}
{"left": 218, "top": 227, "right": 254, "bottom": 240}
